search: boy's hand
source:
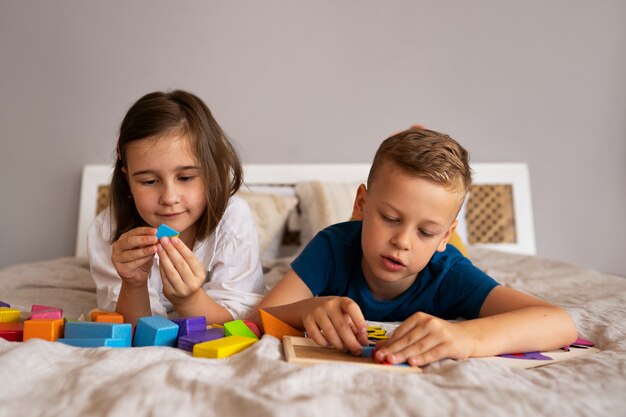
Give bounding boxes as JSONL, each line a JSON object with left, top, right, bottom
{"left": 157, "top": 236, "right": 206, "bottom": 305}
{"left": 374, "top": 312, "right": 476, "bottom": 367}
{"left": 111, "top": 227, "right": 158, "bottom": 288}
{"left": 302, "top": 296, "right": 369, "bottom": 356}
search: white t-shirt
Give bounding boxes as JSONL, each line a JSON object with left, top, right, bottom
{"left": 88, "top": 195, "right": 266, "bottom": 319}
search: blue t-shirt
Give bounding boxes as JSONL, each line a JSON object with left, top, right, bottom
{"left": 291, "top": 221, "right": 500, "bottom": 322}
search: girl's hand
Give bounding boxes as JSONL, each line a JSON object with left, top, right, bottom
{"left": 157, "top": 236, "right": 206, "bottom": 306}
{"left": 111, "top": 227, "right": 158, "bottom": 288}
{"left": 302, "top": 296, "right": 370, "bottom": 356}
{"left": 374, "top": 312, "right": 476, "bottom": 367}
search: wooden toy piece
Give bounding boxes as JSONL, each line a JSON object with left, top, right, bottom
{"left": 366, "top": 326, "right": 389, "bottom": 341}
{"left": 156, "top": 224, "right": 179, "bottom": 239}
{"left": 0, "top": 307, "right": 21, "bottom": 323}
{"left": 259, "top": 309, "right": 304, "bottom": 340}
{"left": 224, "top": 319, "right": 259, "bottom": 340}
{"left": 177, "top": 327, "right": 224, "bottom": 352}
{"left": 0, "top": 322, "right": 24, "bottom": 342}
{"left": 30, "top": 305, "right": 63, "bottom": 320}
{"left": 92, "top": 311, "right": 124, "bottom": 324}
{"left": 0, "top": 301, "right": 10, "bottom": 308}
{"left": 209, "top": 323, "right": 224, "bottom": 329}
{"left": 58, "top": 338, "right": 127, "bottom": 348}
{"left": 243, "top": 320, "right": 262, "bottom": 339}
{"left": 23, "top": 318, "right": 65, "bottom": 342}
{"left": 283, "top": 336, "right": 420, "bottom": 374}
{"left": 172, "top": 316, "right": 207, "bottom": 338}
{"left": 64, "top": 322, "right": 133, "bottom": 347}
{"left": 133, "top": 316, "right": 179, "bottom": 347}
{"left": 192, "top": 335, "right": 257, "bottom": 359}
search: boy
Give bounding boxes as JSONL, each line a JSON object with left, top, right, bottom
{"left": 252, "top": 128, "right": 577, "bottom": 367}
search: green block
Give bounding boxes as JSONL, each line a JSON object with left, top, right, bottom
{"left": 223, "top": 319, "right": 258, "bottom": 340}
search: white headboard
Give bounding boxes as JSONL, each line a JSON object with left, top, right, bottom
{"left": 75, "top": 163, "right": 535, "bottom": 258}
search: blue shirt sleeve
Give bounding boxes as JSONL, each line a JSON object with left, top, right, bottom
{"left": 433, "top": 255, "right": 500, "bottom": 319}
{"left": 290, "top": 232, "right": 335, "bottom": 296}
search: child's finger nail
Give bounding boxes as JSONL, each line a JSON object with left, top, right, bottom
{"left": 171, "top": 237, "right": 180, "bottom": 245}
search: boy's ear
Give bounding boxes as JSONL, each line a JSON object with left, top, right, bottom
{"left": 349, "top": 184, "right": 368, "bottom": 221}
{"left": 436, "top": 219, "right": 458, "bottom": 252}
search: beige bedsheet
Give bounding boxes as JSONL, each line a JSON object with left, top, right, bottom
{"left": 1, "top": 249, "right": 625, "bottom": 417}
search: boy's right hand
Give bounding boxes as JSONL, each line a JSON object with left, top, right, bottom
{"left": 302, "top": 296, "right": 369, "bottom": 356}
{"left": 111, "top": 227, "right": 158, "bottom": 288}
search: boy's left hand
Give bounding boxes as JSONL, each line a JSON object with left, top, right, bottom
{"left": 374, "top": 312, "right": 476, "bottom": 367}
{"left": 157, "top": 237, "right": 205, "bottom": 304}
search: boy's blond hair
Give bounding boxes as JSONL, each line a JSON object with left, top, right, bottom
{"left": 367, "top": 127, "right": 472, "bottom": 198}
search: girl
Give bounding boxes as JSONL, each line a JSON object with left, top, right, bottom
{"left": 88, "top": 90, "right": 265, "bottom": 325}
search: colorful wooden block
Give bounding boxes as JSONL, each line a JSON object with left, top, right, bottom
{"left": 92, "top": 311, "right": 124, "bottom": 323}
{"left": 172, "top": 316, "right": 207, "bottom": 338}
{"left": 30, "top": 305, "right": 63, "bottom": 320}
{"left": 0, "top": 301, "right": 10, "bottom": 308}
{"left": 0, "top": 322, "right": 23, "bottom": 342}
{"left": 259, "top": 309, "right": 304, "bottom": 340}
{"left": 133, "top": 316, "right": 179, "bottom": 347}
{"left": 23, "top": 318, "right": 64, "bottom": 341}
{"left": 192, "top": 335, "right": 257, "bottom": 358}
{"left": 64, "top": 322, "right": 132, "bottom": 347}
{"left": 0, "top": 307, "right": 21, "bottom": 323}
{"left": 243, "top": 320, "right": 262, "bottom": 339}
{"left": 156, "top": 224, "right": 179, "bottom": 239}
{"left": 177, "top": 327, "right": 225, "bottom": 352}
{"left": 224, "top": 319, "right": 259, "bottom": 340}
{"left": 58, "top": 338, "right": 127, "bottom": 348}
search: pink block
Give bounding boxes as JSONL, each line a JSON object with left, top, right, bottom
{"left": 30, "top": 305, "right": 63, "bottom": 319}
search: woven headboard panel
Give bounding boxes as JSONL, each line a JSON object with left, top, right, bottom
{"left": 76, "top": 163, "right": 535, "bottom": 258}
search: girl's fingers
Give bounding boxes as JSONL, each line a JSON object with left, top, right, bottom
{"left": 157, "top": 244, "right": 187, "bottom": 294}
{"left": 169, "top": 237, "right": 206, "bottom": 278}
{"left": 159, "top": 238, "right": 194, "bottom": 279}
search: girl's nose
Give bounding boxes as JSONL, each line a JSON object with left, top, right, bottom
{"left": 159, "top": 183, "right": 180, "bottom": 205}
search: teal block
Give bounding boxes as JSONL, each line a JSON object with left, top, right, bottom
{"left": 156, "top": 224, "right": 179, "bottom": 239}
{"left": 58, "top": 338, "right": 127, "bottom": 348}
{"left": 133, "top": 316, "right": 179, "bottom": 347}
{"left": 64, "top": 322, "right": 132, "bottom": 347}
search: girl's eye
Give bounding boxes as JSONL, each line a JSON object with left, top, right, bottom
{"left": 140, "top": 179, "right": 157, "bottom": 186}
{"left": 179, "top": 175, "right": 197, "bottom": 182}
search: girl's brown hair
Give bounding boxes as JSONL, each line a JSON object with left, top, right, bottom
{"left": 109, "top": 90, "right": 242, "bottom": 242}
{"left": 368, "top": 127, "right": 472, "bottom": 197}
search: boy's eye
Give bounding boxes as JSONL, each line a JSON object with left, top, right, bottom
{"left": 419, "top": 229, "right": 435, "bottom": 238}
{"left": 382, "top": 214, "right": 399, "bottom": 223}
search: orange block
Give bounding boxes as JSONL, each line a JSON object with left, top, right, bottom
{"left": 23, "top": 318, "right": 64, "bottom": 341}
{"left": 259, "top": 309, "right": 304, "bottom": 340}
{"left": 92, "top": 311, "right": 124, "bottom": 324}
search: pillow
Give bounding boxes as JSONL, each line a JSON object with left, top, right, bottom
{"left": 236, "top": 190, "right": 298, "bottom": 259}
{"left": 294, "top": 181, "right": 362, "bottom": 246}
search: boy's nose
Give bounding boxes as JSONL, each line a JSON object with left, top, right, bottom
{"left": 391, "top": 228, "right": 411, "bottom": 250}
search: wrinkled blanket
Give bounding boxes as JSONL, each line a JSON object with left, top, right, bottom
{"left": 1, "top": 249, "right": 626, "bottom": 417}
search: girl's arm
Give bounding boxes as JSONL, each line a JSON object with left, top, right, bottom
{"left": 375, "top": 286, "right": 578, "bottom": 366}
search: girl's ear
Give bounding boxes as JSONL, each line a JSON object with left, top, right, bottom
{"left": 350, "top": 184, "right": 368, "bottom": 221}
{"left": 436, "top": 219, "right": 458, "bottom": 252}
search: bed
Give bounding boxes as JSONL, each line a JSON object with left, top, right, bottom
{"left": 1, "top": 163, "right": 625, "bottom": 416}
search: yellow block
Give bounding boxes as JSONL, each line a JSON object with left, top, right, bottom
{"left": 23, "top": 318, "right": 65, "bottom": 341}
{"left": 0, "top": 307, "right": 21, "bottom": 323}
{"left": 193, "top": 335, "right": 257, "bottom": 359}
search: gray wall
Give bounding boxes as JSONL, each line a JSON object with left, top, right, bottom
{"left": 1, "top": 1, "right": 625, "bottom": 276}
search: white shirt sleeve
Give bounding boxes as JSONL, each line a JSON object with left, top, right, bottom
{"left": 200, "top": 195, "right": 266, "bottom": 319}
{"left": 87, "top": 210, "right": 167, "bottom": 317}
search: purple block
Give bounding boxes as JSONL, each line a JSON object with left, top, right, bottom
{"left": 172, "top": 316, "right": 207, "bottom": 338}
{"left": 0, "top": 301, "right": 9, "bottom": 308}
{"left": 499, "top": 351, "right": 553, "bottom": 360}
{"left": 177, "top": 328, "right": 224, "bottom": 352}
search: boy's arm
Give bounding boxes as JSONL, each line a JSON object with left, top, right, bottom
{"left": 375, "top": 286, "right": 578, "bottom": 366}
{"left": 247, "top": 270, "right": 369, "bottom": 355}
